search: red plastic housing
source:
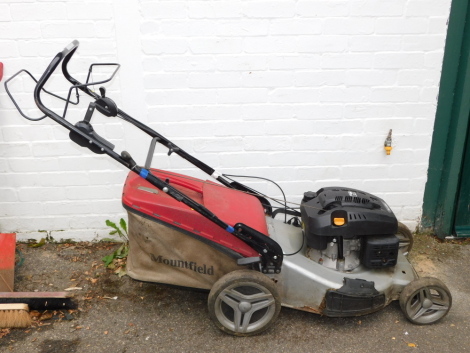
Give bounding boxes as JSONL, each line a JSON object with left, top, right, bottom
{"left": 122, "top": 169, "right": 269, "bottom": 258}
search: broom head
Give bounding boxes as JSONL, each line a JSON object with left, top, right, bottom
{"left": 0, "top": 304, "right": 31, "bottom": 328}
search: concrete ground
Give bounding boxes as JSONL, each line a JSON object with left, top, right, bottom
{"left": 0, "top": 233, "right": 469, "bottom": 353}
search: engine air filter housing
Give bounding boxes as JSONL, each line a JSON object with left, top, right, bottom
{"left": 362, "top": 235, "right": 399, "bottom": 268}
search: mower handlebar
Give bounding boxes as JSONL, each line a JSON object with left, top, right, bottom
{"left": 33, "top": 40, "right": 82, "bottom": 119}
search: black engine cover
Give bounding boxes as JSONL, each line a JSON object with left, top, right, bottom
{"left": 301, "top": 187, "right": 397, "bottom": 250}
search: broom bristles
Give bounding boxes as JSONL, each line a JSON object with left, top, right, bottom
{"left": 0, "top": 304, "right": 31, "bottom": 328}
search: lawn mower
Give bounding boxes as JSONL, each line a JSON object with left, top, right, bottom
{"left": 5, "top": 40, "right": 452, "bottom": 336}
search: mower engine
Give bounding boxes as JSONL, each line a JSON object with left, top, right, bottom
{"left": 300, "top": 187, "right": 399, "bottom": 272}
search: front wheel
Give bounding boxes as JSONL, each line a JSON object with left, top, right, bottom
{"left": 208, "top": 270, "right": 281, "bottom": 336}
{"left": 399, "top": 277, "right": 452, "bottom": 325}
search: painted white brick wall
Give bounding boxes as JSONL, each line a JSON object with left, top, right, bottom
{"left": 0, "top": 0, "right": 451, "bottom": 240}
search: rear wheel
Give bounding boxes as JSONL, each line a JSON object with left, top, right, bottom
{"left": 400, "top": 277, "right": 452, "bottom": 325}
{"left": 396, "top": 222, "right": 413, "bottom": 255}
{"left": 208, "top": 270, "right": 281, "bottom": 336}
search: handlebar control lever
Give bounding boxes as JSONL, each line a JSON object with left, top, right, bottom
{"left": 95, "top": 95, "right": 118, "bottom": 117}
{"left": 69, "top": 118, "right": 115, "bottom": 155}
{"left": 121, "top": 151, "right": 137, "bottom": 169}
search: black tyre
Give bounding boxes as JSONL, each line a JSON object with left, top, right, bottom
{"left": 208, "top": 270, "right": 281, "bottom": 336}
{"left": 396, "top": 222, "right": 413, "bottom": 255}
{"left": 400, "top": 277, "right": 452, "bottom": 325}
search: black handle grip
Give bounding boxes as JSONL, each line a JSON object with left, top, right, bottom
{"left": 33, "top": 40, "right": 81, "bottom": 119}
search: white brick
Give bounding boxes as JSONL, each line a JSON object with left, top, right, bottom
{"left": 2, "top": 125, "right": 54, "bottom": 142}
{"left": 374, "top": 53, "right": 424, "bottom": 69}
{"left": 189, "top": 72, "right": 241, "bottom": 88}
{"left": 398, "top": 70, "right": 437, "bottom": 86}
{"left": 364, "top": 118, "right": 414, "bottom": 133}
{"left": 38, "top": 172, "right": 90, "bottom": 187}
{"left": 0, "top": 22, "right": 41, "bottom": 39}
{"left": 142, "top": 38, "right": 188, "bottom": 55}
{"left": 193, "top": 137, "right": 243, "bottom": 152}
{"left": 429, "top": 17, "right": 448, "bottom": 34}
{"left": 298, "top": 36, "right": 348, "bottom": 53}
{"left": 144, "top": 73, "right": 188, "bottom": 89}
{"left": 158, "top": 55, "right": 216, "bottom": 72}
{"left": 295, "top": 70, "right": 345, "bottom": 86}
{"left": 322, "top": 54, "right": 374, "bottom": 69}
{"left": 242, "top": 71, "right": 293, "bottom": 88}
{"left": 148, "top": 105, "right": 242, "bottom": 122}
{"left": 345, "top": 70, "right": 397, "bottom": 86}
{"left": 18, "top": 187, "right": 66, "bottom": 202}
{"left": 405, "top": 0, "right": 451, "bottom": 16}
{"left": 344, "top": 104, "right": 395, "bottom": 119}
{"left": 190, "top": 38, "right": 242, "bottom": 54}
{"left": 0, "top": 202, "right": 44, "bottom": 217}
{"left": 242, "top": 104, "right": 295, "bottom": 120}
{"left": 41, "top": 22, "right": 96, "bottom": 38}
{"left": 217, "top": 20, "right": 270, "bottom": 36}
{"left": 0, "top": 4, "right": 11, "bottom": 21}
{"left": 0, "top": 41, "right": 18, "bottom": 58}
{"left": 188, "top": 1, "right": 241, "bottom": 19}
{"left": 376, "top": 18, "right": 429, "bottom": 35}
{"left": 243, "top": 1, "right": 295, "bottom": 18}
{"left": 424, "top": 52, "right": 444, "bottom": 68}
{"left": 10, "top": 3, "right": 66, "bottom": 21}
{"left": 0, "top": 143, "right": 31, "bottom": 157}
{"left": 349, "top": 36, "right": 402, "bottom": 52}
{"left": 141, "top": 2, "right": 187, "bottom": 19}
{"left": 268, "top": 55, "right": 321, "bottom": 70}
{"left": 219, "top": 152, "right": 269, "bottom": 168}
{"left": 217, "top": 88, "right": 268, "bottom": 104}
{"left": 293, "top": 135, "right": 341, "bottom": 151}
{"left": 244, "top": 37, "right": 297, "bottom": 54}
{"left": 270, "top": 88, "right": 319, "bottom": 103}
{"left": 146, "top": 89, "right": 217, "bottom": 106}
{"left": 141, "top": 21, "right": 160, "bottom": 35}
{"left": 66, "top": 2, "right": 113, "bottom": 20}
{"left": 323, "top": 18, "right": 375, "bottom": 35}
{"left": 215, "top": 121, "right": 266, "bottom": 136}
{"left": 244, "top": 136, "right": 292, "bottom": 151}
{"left": 271, "top": 19, "right": 322, "bottom": 35}
{"left": 0, "top": 189, "right": 17, "bottom": 202}
{"left": 217, "top": 55, "right": 268, "bottom": 71}
{"left": 371, "top": 87, "right": 420, "bottom": 102}
{"left": 94, "top": 21, "right": 115, "bottom": 38}
{"left": 297, "top": 1, "right": 350, "bottom": 17}
{"left": 17, "top": 40, "right": 71, "bottom": 57}
{"left": 65, "top": 185, "right": 121, "bottom": 200}
{"left": 402, "top": 35, "right": 447, "bottom": 52}
{"left": 295, "top": 104, "right": 344, "bottom": 120}
{"left": 350, "top": 0, "right": 405, "bottom": 16}
{"left": 420, "top": 87, "right": 439, "bottom": 103}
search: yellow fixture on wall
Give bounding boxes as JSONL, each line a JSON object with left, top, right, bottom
{"left": 384, "top": 129, "right": 392, "bottom": 155}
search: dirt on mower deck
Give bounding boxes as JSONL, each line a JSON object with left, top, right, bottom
{"left": 1, "top": 235, "right": 470, "bottom": 353}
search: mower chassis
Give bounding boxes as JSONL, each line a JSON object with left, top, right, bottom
{"left": 266, "top": 218, "right": 418, "bottom": 316}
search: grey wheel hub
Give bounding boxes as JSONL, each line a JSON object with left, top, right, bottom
{"left": 215, "top": 284, "right": 276, "bottom": 334}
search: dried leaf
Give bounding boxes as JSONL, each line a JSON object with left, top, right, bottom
{"left": 64, "top": 287, "right": 82, "bottom": 291}
{"left": 39, "top": 311, "right": 53, "bottom": 321}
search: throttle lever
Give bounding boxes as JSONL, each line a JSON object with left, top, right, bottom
{"left": 121, "top": 151, "right": 137, "bottom": 169}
